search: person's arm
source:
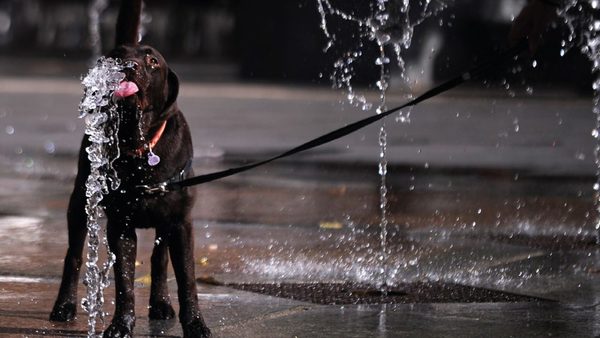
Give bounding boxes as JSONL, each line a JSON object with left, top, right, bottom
{"left": 509, "top": 0, "right": 562, "bottom": 53}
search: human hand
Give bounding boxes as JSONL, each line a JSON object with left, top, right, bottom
{"left": 509, "top": 0, "right": 559, "bottom": 54}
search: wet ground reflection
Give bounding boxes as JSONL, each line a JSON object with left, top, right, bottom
{"left": 0, "top": 152, "right": 596, "bottom": 305}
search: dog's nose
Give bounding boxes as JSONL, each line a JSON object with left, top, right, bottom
{"left": 124, "top": 60, "right": 140, "bottom": 71}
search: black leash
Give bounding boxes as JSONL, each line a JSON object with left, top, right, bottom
{"left": 144, "top": 41, "right": 528, "bottom": 194}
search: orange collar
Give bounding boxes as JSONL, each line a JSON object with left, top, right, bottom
{"left": 134, "top": 120, "right": 167, "bottom": 157}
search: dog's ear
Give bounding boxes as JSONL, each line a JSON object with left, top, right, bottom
{"left": 162, "top": 68, "right": 180, "bottom": 114}
{"left": 115, "top": 0, "right": 143, "bottom": 46}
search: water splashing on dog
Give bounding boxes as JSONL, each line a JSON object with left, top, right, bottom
{"left": 78, "top": 56, "right": 125, "bottom": 336}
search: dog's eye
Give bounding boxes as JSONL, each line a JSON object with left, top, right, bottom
{"left": 146, "top": 54, "right": 159, "bottom": 69}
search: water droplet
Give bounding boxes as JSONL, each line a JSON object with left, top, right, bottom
{"left": 525, "top": 86, "right": 534, "bottom": 95}
{"left": 375, "top": 57, "right": 390, "bottom": 65}
{"left": 5, "top": 125, "right": 14, "bottom": 135}
{"left": 44, "top": 141, "right": 56, "bottom": 154}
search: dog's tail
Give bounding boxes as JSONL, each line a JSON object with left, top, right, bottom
{"left": 115, "top": 0, "right": 143, "bottom": 46}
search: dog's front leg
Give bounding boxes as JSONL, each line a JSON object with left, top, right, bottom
{"left": 50, "top": 184, "right": 87, "bottom": 322}
{"left": 50, "top": 140, "right": 91, "bottom": 322}
{"left": 104, "top": 221, "right": 137, "bottom": 338}
{"left": 149, "top": 231, "right": 176, "bottom": 320}
{"left": 168, "top": 220, "right": 212, "bottom": 338}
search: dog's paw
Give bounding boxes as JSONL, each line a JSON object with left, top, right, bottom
{"left": 49, "top": 301, "right": 77, "bottom": 322}
{"left": 148, "top": 300, "right": 176, "bottom": 320}
{"left": 183, "top": 317, "right": 212, "bottom": 338}
{"left": 103, "top": 315, "right": 135, "bottom": 338}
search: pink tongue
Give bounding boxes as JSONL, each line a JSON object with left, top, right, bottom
{"left": 114, "top": 81, "right": 139, "bottom": 98}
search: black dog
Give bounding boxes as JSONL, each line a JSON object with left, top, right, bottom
{"left": 49, "top": 1, "right": 211, "bottom": 337}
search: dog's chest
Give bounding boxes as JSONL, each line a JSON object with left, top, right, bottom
{"left": 112, "top": 156, "right": 159, "bottom": 185}
{"left": 103, "top": 187, "right": 190, "bottom": 229}
{"left": 101, "top": 156, "right": 193, "bottom": 228}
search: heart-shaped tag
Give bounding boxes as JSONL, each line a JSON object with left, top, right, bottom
{"left": 148, "top": 150, "right": 161, "bottom": 166}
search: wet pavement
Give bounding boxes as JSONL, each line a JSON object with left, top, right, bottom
{"left": 0, "top": 75, "right": 600, "bottom": 337}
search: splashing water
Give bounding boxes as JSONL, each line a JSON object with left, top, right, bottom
{"left": 317, "top": 0, "right": 446, "bottom": 112}
{"left": 78, "top": 57, "right": 125, "bottom": 337}
{"left": 559, "top": 1, "right": 600, "bottom": 241}
{"left": 317, "top": 0, "right": 446, "bottom": 287}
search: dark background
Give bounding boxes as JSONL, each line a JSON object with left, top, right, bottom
{"left": 0, "top": 0, "right": 593, "bottom": 89}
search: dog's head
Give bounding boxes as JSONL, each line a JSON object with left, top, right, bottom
{"left": 107, "top": 44, "right": 179, "bottom": 150}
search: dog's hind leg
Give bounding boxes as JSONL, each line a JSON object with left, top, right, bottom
{"left": 148, "top": 231, "right": 176, "bottom": 320}
{"left": 168, "top": 219, "right": 212, "bottom": 338}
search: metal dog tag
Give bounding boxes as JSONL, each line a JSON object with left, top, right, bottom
{"left": 147, "top": 150, "right": 160, "bottom": 166}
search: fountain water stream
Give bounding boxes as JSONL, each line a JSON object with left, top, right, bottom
{"left": 559, "top": 1, "right": 600, "bottom": 240}
{"left": 316, "top": 0, "right": 446, "bottom": 288}
{"left": 78, "top": 57, "right": 124, "bottom": 336}
{"left": 304, "top": 1, "right": 600, "bottom": 295}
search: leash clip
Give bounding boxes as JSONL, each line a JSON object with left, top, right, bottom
{"left": 137, "top": 182, "right": 169, "bottom": 194}
{"left": 135, "top": 159, "right": 192, "bottom": 194}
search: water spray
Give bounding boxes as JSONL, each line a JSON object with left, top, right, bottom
{"left": 559, "top": 0, "right": 600, "bottom": 242}
{"left": 78, "top": 57, "right": 124, "bottom": 337}
{"left": 316, "top": 0, "right": 447, "bottom": 289}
